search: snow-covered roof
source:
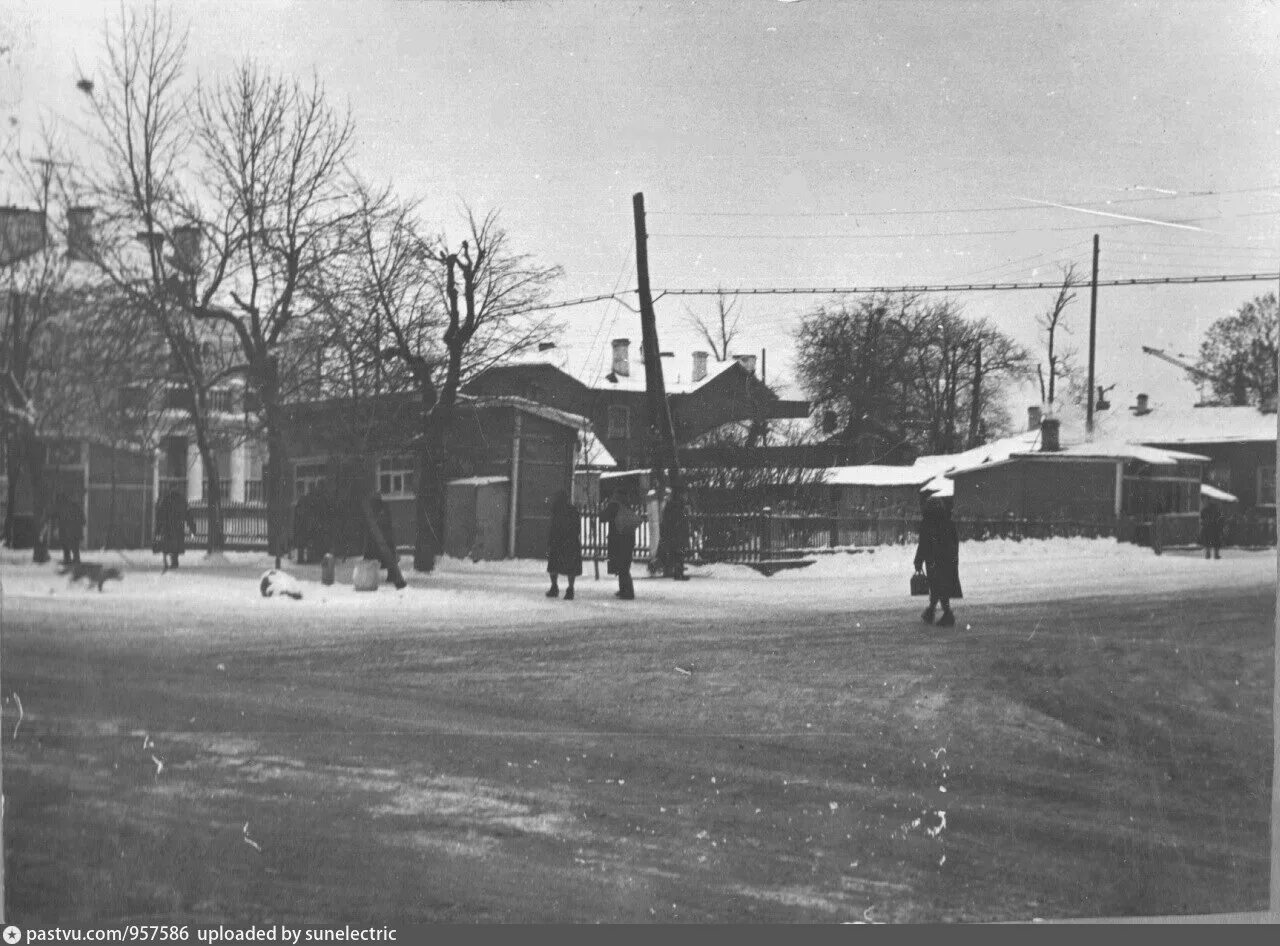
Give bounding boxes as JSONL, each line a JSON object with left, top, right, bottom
{"left": 824, "top": 465, "right": 937, "bottom": 487}
{"left": 578, "top": 430, "right": 617, "bottom": 469}
{"left": 598, "top": 468, "right": 650, "bottom": 481}
{"left": 462, "top": 394, "right": 592, "bottom": 432}
{"left": 1201, "top": 484, "right": 1239, "bottom": 503}
{"left": 922, "top": 475, "right": 953, "bottom": 498}
{"left": 447, "top": 475, "right": 509, "bottom": 487}
{"left": 1092, "top": 402, "right": 1276, "bottom": 445}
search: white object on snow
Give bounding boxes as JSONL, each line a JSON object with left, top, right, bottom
{"left": 352, "top": 560, "right": 380, "bottom": 592}
{"left": 259, "top": 569, "right": 303, "bottom": 600}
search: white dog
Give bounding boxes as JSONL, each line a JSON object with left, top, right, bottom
{"left": 259, "top": 569, "right": 303, "bottom": 600}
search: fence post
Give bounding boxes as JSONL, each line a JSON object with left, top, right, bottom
{"left": 758, "top": 507, "right": 772, "bottom": 562}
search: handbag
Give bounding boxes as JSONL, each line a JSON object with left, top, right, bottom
{"left": 910, "top": 571, "right": 930, "bottom": 596}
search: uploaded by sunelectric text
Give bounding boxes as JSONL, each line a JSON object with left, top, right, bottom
{"left": 198, "top": 930, "right": 396, "bottom": 943}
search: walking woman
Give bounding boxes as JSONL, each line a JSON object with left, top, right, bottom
{"left": 914, "top": 498, "right": 962, "bottom": 627}
{"left": 601, "top": 487, "right": 638, "bottom": 600}
{"left": 545, "top": 489, "right": 583, "bottom": 600}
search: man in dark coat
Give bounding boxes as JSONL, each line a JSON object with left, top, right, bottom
{"left": 363, "top": 493, "right": 396, "bottom": 569}
{"left": 293, "top": 490, "right": 314, "bottom": 564}
{"left": 1200, "top": 497, "right": 1223, "bottom": 560}
{"left": 309, "top": 483, "right": 335, "bottom": 563}
{"left": 155, "top": 488, "right": 197, "bottom": 571}
{"left": 656, "top": 492, "right": 690, "bottom": 579}
{"left": 601, "top": 488, "right": 638, "bottom": 600}
{"left": 545, "top": 489, "right": 583, "bottom": 600}
{"left": 915, "top": 498, "right": 962, "bottom": 627}
{"left": 54, "top": 491, "right": 85, "bottom": 565}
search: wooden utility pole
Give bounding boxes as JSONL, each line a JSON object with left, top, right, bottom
{"left": 1086, "top": 233, "right": 1100, "bottom": 432}
{"left": 632, "top": 192, "right": 686, "bottom": 579}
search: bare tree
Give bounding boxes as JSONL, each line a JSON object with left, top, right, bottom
{"left": 683, "top": 289, "right": 743, "bottom": 362}
{"left": 79, "top": 3, "right": 239, "bottom": 552}
{"left": 188, "top": 61, "right": 357, "bottom": 560}
{"left": 338, "top": 192, "right": 562, "bottom": 571}
{"left": 1037, "top": 264, "right": 1079, "bottom": 410}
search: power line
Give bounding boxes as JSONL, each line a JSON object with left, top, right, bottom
{"left": 646, "top": 184, "right": 1280, "bottom": 219}
{"left": 651, "top": 272, "right": 1280, "bottom": 298}
{"left": 648, "top": 219, "right": 1220, "bottom": 240}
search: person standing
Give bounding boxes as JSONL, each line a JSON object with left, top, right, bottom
{"left": 54, "top": 491, "right": 85, "bottom": 565}
{"left": 292, "top": 490, "right": 314, "bottom": 564}
{"left": 545, "top": 489, "right": 583, "bottom": 600}
{"left": 1200, "top": 496, "right": 1223, "bottom": 560}
{"left": 601, "top": 488, "right": 638, "bottom": 600}
{"left": 364, "top": 493, "right": 397, "bottom": 571}
{"left": 155, "top": 488, "right": 197, "bottom": 571}
{"left": 914, "top": 498, "right": 962, "bottom": 627}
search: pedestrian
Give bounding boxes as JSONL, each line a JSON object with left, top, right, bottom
{"left": 601, "top": 487, "right": 638, "bottom": 600}
{"left": 155, "top": 487, "right": 197, "bottom": 571}
{"left": 658, "top": 492, "right": 689, "bottom": 580}
{"left": 54, "top": 491, "right": 85, "bottom": 565}
{"left": 363, "top": 492, "right": 397, "bottom": 572}
{"left": 545, "top": 488, "right": 582, "bottom": 600}
{"left": 292, "top": 490, "right": 314, "bottom": 564}
{"left": 310, "top": 483, "right": 335, "bottom": 563}
{"left": 915, "top": 497, "right": 962, "bottom": 627}
{"left": 1200, "top": 496, "right": 1223, "bottom": 561}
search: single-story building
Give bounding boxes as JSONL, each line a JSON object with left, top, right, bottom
{"left": 284, "top": 393, "right": 594, "bottom": 559}
{"left": 2, "top": 434, "right": 153, "bottom": 550}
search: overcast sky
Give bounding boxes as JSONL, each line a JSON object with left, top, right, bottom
{"left": 4, "top": 0, "right": 1278, "bottom": 411}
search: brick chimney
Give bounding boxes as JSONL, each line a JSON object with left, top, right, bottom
{"left": 1131, "top": 393, "right": 1151, "bottom": 415}
{"left": 1027, "top": 405, "right": 1042, "bottom": 431}
{"left": 1040, "top": 417, "right": 1061, "bottom": 452}
{"left": 611, "top": 338, "right": 630, "bottom": 378}
{"left": 732, "top": 353, "right": 757, "bottom": 376}
{"left": 692, "top": 351, "right": 709, "bottom": 383}
{"left": 171, "top": 224, "right": 202, "bottom": 272}
{"left": 66, "top": 207, "right": 95, "bottom": 262}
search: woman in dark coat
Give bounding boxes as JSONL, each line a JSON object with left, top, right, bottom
{"left": 54, "top": 491, "right": 85, "bottom": 565}
{"left": 914, "top": 498, "right": 962, "bottom": 627}
{"left": 155, "top": 488, "right": 197, "bottom": 570}
{"left": 363, "top": 493, "right": 396, "bottom": 571}
{"left": 1199, "top": 498, "right": 1223, "bottom": 560}
{"left": 601, "top": 488, "right": 637, "bottom": 600}
{"left": 545, "top": 489, "right": 583, "bottom": 600}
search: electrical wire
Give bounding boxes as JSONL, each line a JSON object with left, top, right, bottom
{"left": 645, "top": 184, "right": 1280, "bottom": 218}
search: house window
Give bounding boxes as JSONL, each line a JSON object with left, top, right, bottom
{"left": 378, "top": 455, "right": 415, "bottom": 497}
{"left": 294, "top": 461, "right": 326, "bottom": 500}
{"left": 607, "top": 405, "right": 630, "bottom": 439}
{"left": 243, "top": 445, "right": 266, "bottom": 504}
{"left": 1259, "top": 465, "right": 1276, "bottom": 507}
{"left": 208, "top": 388, "right": 236, "bottom": 413}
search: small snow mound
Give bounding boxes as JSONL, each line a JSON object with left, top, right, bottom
{"left": 259, "top": 569, "right": 303, "bottom": 600}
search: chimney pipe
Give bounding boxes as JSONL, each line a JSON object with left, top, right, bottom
{"left": 1040, "top": 417, "right": 1061, "bottom": 452}
{"left": 732, "top": 353, "right": 757, "bottom": 376}
{"left": 1132, "top": 393, "right": 1151, "bottom": 415}
{"left": 611, "top": 338, "right": 630, "bottom": 378}
{"left": 1027, "top": 405, "right": 1042, "bottom": 431}
{"left": 66, "top": 207, "right": 95, "bottom": 262}
{"left": 692, "top": 351, "right": 709, "bottom": 383}
{"left": 171, "top": 224, "right": 202, "bottom": 272}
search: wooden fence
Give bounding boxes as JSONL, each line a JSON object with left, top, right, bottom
{"left": 577, "top": 507, "right": 1124, "bottom": 566}
{"left": 188, "top": 501, "right": 269, "bottom": 551}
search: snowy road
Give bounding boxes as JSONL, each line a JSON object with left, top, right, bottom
{"left": 1, "top": 541, "right": 1274, "bottom": 922}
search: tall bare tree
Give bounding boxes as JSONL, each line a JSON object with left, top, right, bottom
{"left": 683, "top": 289, "right": 743, "bottom": 362}
{"left": 337, "top": 191, "right": 562, "bottom": 571}
{"left": 79, "top": 3, "right": 238, "bottom": 551}
{"left": 1037, "top": 264, "right": 1079, "bottom": 410}
{"left": 188, "top": 61, "right": 357, "bottom": 559}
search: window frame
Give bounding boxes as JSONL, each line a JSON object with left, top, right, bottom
{"left": 378, "top": 454, "right": 416, "bottom": 498}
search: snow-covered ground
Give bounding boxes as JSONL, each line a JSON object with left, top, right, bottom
{"left": 2, "top": 539, "right": 1274, "bottom": 635}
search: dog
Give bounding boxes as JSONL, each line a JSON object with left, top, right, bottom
{"left": 259, "top": 569, "right": 303, "bottom": 600}
{"left": 59, "top": 562, "right": 124, "bottom": 592}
